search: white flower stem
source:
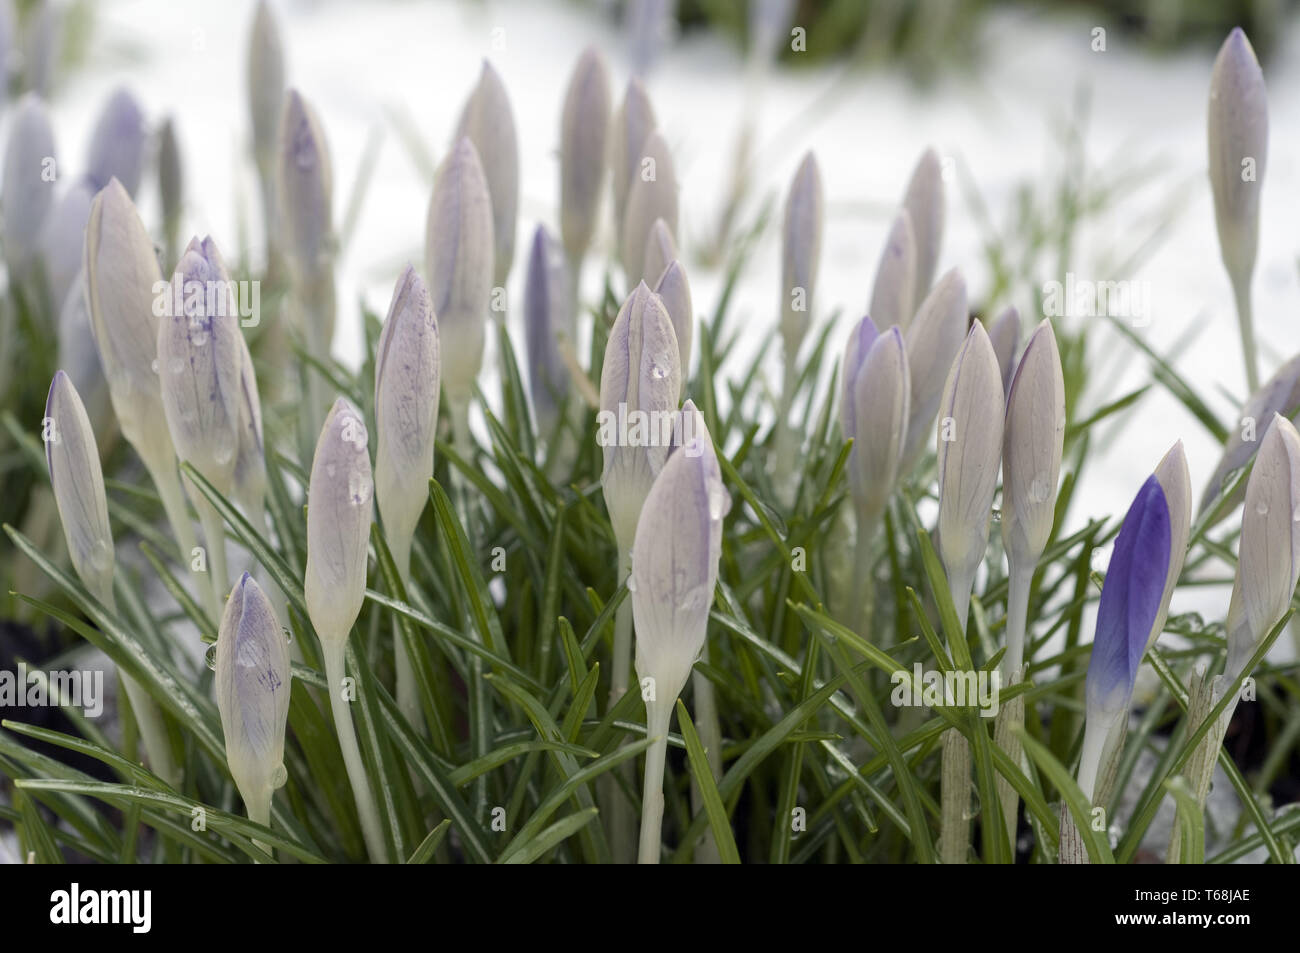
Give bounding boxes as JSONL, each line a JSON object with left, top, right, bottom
{"left": 1232, "top": 276, "right": 1259, "bottom": 393}
{"left": 772, "top": 345, "right": 798, "bottom": 497}
{"left": 1003, "top": 565, "right": 1034, "bottom": 679}
{"left": 637, "top": 695, "right": 674, "bottom": 864}
{"left": 939, "top": 568, "right": 974, "bottom": 863}
{"left": 848, "top": 512, "right": 877, "bottom": 633}
{"left": 194, "top": 494, "right": 228, "bottom": 621}
{"left": 321, "top": 640, "right": 387, "bottom": 863}
{"left": 689, "top": 665, "right": 723, "bottom": 863}
{"left": 606, "top": 543, "right": 637, "bottom": 863}
{"left": 388, "top": 532, "right": 423, "bottom": 734}
{"left": 246, "top": 785, "right": 273, "bottom": 859}
{"left": 610, "top": 544, "right": 634, "bottom": 705}
{"left": 143, "top": 454, "right": 198, "bottom": 572}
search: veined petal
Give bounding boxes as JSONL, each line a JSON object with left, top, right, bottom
{"left": 621, "top": 130, "right": 678, "bottom": 287}
{"left": 867, "top": 210, "right": 915, "bottom": 332}
{"left": 1208, "top": 27, "right": 1267, "bottom": 285}
{"left": 653, "top": 258, "right": 692, "bottom": 394}
{"left": 902, "top": 267, "right": 967, "bottom": 469}
{"left": 1147, "top": 440, "right": 1192, "bottom": 654}
{"left": 278, "top": 88, "right": 334, "bottom": 277}
{"left": 901, "top": 147, "right": 944, "bottom": 308}
{"left": 781, "top": 151, "right": 824, "bottom": 357}
{"left": 610, "top": 78, "right": 658, "bottom": 244}
{"left": 988, "top": 305, "right": 1020, "bottom": 394}
{"left": 848, "top": 327, "right": 909, "bottom": 524}
{"left": 524, "top": 226, "right": 571, "bottom": 436}
{"left": 454, "top": 60, "right": 519, "bottom": 285}
{"left": 560, "top": 47, "right": 611, "bottom": 265}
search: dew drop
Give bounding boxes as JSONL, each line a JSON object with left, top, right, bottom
{"left": 282, "top": 626, "right": 293, "bottom": 643}
{"left": 707, "top": 484, "right": 730, "bottom": 521}
{"left": 168, "top": 357, "right": 185, "bottom": 375}
{"left": 1029, "top": 474, "right": 1051, "bottom": 504}
{"left": 213, "top": 433, "right": 236, "bottom": 466}
{"left": 990, "top": 506, "right": 1002, "bottom": 523}
{"left": 150, "top": 358, "right": 160, "bottom": 374}
{"left": 270, "top": 764, "right": 288, "bottom": 789}
{"left": 649, "top": 363, "right": 667, "bottom": 381}
{"left": 678, "top": 585, "right": 709, "bottom": 613}
{"left": 89, "top": 539, "right": 113, "bottom": 574}
{"left": 348, "top": 470, "right": 374, "bottom": 506}
{"left": 204, "top": 643, "right": 218, "bottom": 670}
{"left": 1255, "top": 501, "right": 1269, "bottom": 516}
{"left": 626, "top": 575, "right": 638, "bottom": 593}
{"left": 190, "top": 329, "right": 209, "bottom": 347}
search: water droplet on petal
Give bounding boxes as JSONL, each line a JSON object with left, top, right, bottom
{"left": 150, "top": 358, "right": 160, "bottom": 374}
{"left": 1256, "top": 501, "right": 1269, "bottom": 516}
{"left": 1029, "top": 474, "right": 1052, "bottom": 504}
{"left": 168, "top": 357, "right": 185, "bottom": 375}
{"left": 282, "top": 626, "right": 293, "bottom": 643}
{"left": 626, "top": 574, "right": 638, "bottom": 593}
{"left": 990, "top": 506, "right": 1002, "bottom": 523}
{"left": 204, "top": 643, "right": 218, "bottom": 670}
{"left": 270, "top": 764, "right": 288, "bottom": 789}
{"left": 348, "top": 470, "right": 373, "bottom": 506}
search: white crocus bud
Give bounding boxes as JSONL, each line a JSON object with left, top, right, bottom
{"left": 247, "top": 0, "right": 285, "bottom": 170}
{"left": 1224, "top": 414, "right": 1300, "bottom": 682}
{"left": 642, "top": 217, "right": 678, "bottom": 291}
{"left": 524, "top": 225, "right": 572, "bottom": 438}
{"left": 867, "top": 210, "right": 915, "bottom": 332}
{"left": 231, "top": 337, "right": 267, "bottom": 527}
{"left": 988, "top": 305, "right": 1020, "bottom": 394}
{"left": 902, "top": 147, "right": 944, "bottom": 307}
{"left": 653, "top": 260, "right": 693, "bottom": 398}
{"left": 936, "top": 322, "right": 1005, "bottom": 622}
{"left": 455, "top": 60, "right": 519, "bottom": 287}
{"left": 621, "top": 130, "right": 678, "bottom": 288}
{"left": 2, "top": 94, "right": 57, "bottom": 284}
{"left": 85, "top": 87, "right": 146, "bottom": 197}
{"left": 780, "top": 151, "right": 824, "bottom": 364}
{"left": 40, "top": 175, "right": 94, "bottom": 313}
{"left": 1146, "top": 440, "right": 1192, "bottom": 655}
{"left": 902, "top": 268, "right": 968, "bottom": 470}
{"left": 610, "top": 78, "right": 658, "bottom": 249}
{"left": 599, "top": 283, "right": 681, "bottom": 561}
{"left": 841, "top": 318, "right": 909, "bottom": 532}
{"left": 279, "top": 89, "right": 334, "bottom": 279}
{"left": 215, "top": 572, "right": 291, "bottom": 829}
{"left": 560, "top": 46, "right": 610, "bottom": 267}
{"left": 426, "top": 137, "right": 495, "bottom": 410}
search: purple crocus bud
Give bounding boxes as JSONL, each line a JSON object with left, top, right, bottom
{"left": 642, "top": 216, "right": 678, "bottom": 292}
{"left": 1078, "top": 474, "right": 1171, "bottom": 799}
{"left": 621, "top": 131, "right": 678, "bottom": 288}
{"left": 936, "top": 322, "right": 1004, "bottom": 622}
{"left": 626, "top": 0, "right": 672, "bottom": 77}
{"left": 158, "top": 236, "right": 246, "bottom": 497}
{"left": 1200, "top": 351, "right": 1300, "bottom": 519}
{"left": 610, "top": 80, "right": 658, "bottom": 258}
{"left": 1145, "top": 441, "right": 1191, "bottom": 657}
{"left": 988, "top": 305, "right": 1020, "bottom": 394}
{"left": 278, "top": 89, "right": 334, "bottom": 280}
{"left": 2, "top": 94, "right": 57, "bottom": 283}
{"left": 524, "top": 226, "right": 571, "bottom": 437}
{"left": 305, "top": 398, "right": 374, "bottom": 649}
{"left": 902, "top": 268, "right": 968, "bottom": 470}
{"left": 598, "top": 283, "right": 681, "bottom": 561}
{"left": 841, "top": 318, "right": 909, "bottom": 530}
{"left": 560, "top": 46, "right": 611, "bottom": 266}
{"left": 425, "top": 137, "right": 494, "bottom": 407}
{"left": 215, "top": 572, "right": 292, "bottom": 827}
{"left": 781, "top": 151, "right": 824, "bottom": 366}
{"left": 247, "top": 0, "right": 286, "bottom": 169}
{"left": 374, "top": 264, "right": 441, "bottom": 563}
{"left": 40, "top": 175, "right": 94, "bottom": 313}
{"left": 85, "top": 88, "right": 146, "bottom": 197}
{"left": 45, "top": 371, "right": 115, "bottom": 604}
{"left": 867, "top": 210, "right": 915, "bottom": 333}
{"left": 1224, "top": 414, "right": 1300, "bottom": 682}
{"left": 653, "top": 259, "right": 692, "bottom": 398}
{"left": 454, "top": 60, "right": 519, "bottom": 286}
{"left": 902, "top": 147, "right": 944, "bottom": 308}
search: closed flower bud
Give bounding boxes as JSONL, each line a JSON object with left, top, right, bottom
{"left": 599, "top": 283, "right": 681, "bottom": 557}
{"left": 1001, "top": 320, "right": 1064, "bottom": 571}
{"left": 781, "top": 151, "right": 824, "bottom": 362}
{"left": 868, "top": 210, "right": 915, "bottom": 332}
{"left": 1224, "top": 413, "right": 1300, "bottom": 681}
{"left": 374, "top": 265, "right": 441, "bottom": 552}
{"left": 1208, "top": 27, "right": 1267, "bottom": 288}
{"left": 278, "top": 89, "right": 334, "bottom": 278}
{"left": 653, "top": 259, "right": 692, "bottom": 396}
{"left": 57, "top": 271, "right": 110, "bottom": 435}
{"left": 631, "top": 400, "right": 728, "bottom": 707}
{"left": 231, "top": 328, "right": 267, "bottom": 523}
{"left": 988, "top": 305, "right": 1020, "bottom": 394}
{"left": 426, "top": 137, "right": 494, "bottom": 407}
{"left": 454, "top": 60, "right": 519, "bottom": 286}
{"left": 841, "top": 318, "right": 909, "bottom": 527}
{"left": 621, "top": 131, "right": 678, "bottom": 288}
{"left": 41, "top": 176, "right": 95, "bottom": 312}
{"left": 158, "top": 237, "right": 246, "bottom": 496}
{"left": 85, "top": 87, "right": 146, "bottom": 196}
{"left": 524, "top": 226, "right": 571, "bottom": 436}
{"left": 1147, "top": 440, "right": 1192, "bottom": 655}
{"left": 560, "top": 46, "right": 610, "bottom": 265}
{"left": 610, "top": 79, "right": 658, "bottom": 247}
{"left": 215, "top": 572, "right": 291, "bottom": 824}
{"left": 2, "top": 94, "right": 57, "bottom": 283}
{"left": 45, "top": 371, "right": 115, "bottom": 603}
{"left": 902, "top": 147, "right": 944, "bottom": 308}
{"left": 305, "top": 398, "right": 374, "bottom": 648}
{"left": 247, "top": 0, "right": 285, "bottom": 167}
{"left": 936, "top": 321, "right": 1004, "bottom": 618}
{"left": 902, "top": 268, "right": 968, "bottom": 469}
{"left": 642, "top": 216, "right": 678, "bottom": 291}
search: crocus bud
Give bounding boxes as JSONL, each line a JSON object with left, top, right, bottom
{"left": 524, "top": 226, "right": 571, "bottom": 436}
{"left": 305, "top": 398, "right": 373, "bottom": 647}
{"left": 560, "top": 47, "right": 610, "bottom": 265}
{"left": 1078, "top": 474, "right": 1171, "bottom": 799}
{"left": 278, "top": 89, "right": 334, "bottom": 280}
{"left": 1208, "top": 28, "right": 1267, "bottom": 288}
{"left": 2, "top": 94, "right": 57, "bottom": 283}
{"left": 454, "top": 60, "right": 519, "bottom": 286}
{"left": 247, "top": 0, "right": 285, "bottom": 167}
{"left": 653, "top": 259, "right": 692, "bottom": 397}
{"left": 1200, "top": 352, "right": 1300, "bottom": 518}
{"left": 215, "top": 572, "right": 291, "bottom": 823}
{"left": 781, "top": 151, "right": 824, "bottom": 363}
{"left": 40, "top": 176, "right": 95, "bottom": 312}
{"left": 902, "top": 147, "right": 944, "bottom": 307}
{"left": 23, "top": 0, "right": 56, "bottom": 96}
{"left": 642, "top": 217, "right": 678, "bottom": 291}
{"left": 631, "top": 400, "right": 728, "bottom": 707}
{"left": 45, "top": 371, "right": 114, "bottom": 603}
{"left": 1224, "top": 414, "right": 1300, "bottom": 681}
{"left": 1147, "top": 440, "right": 1192, "bottom": 655}
{"left": 1001, "top": 320, "right": 1064, "bottom": 572}
{"left": 936, "top": 322, "right": 1005, "bottom": 618}
{"left": 902, "top": 268, "right": 968, "bottom": 469}
{"left": 988, "top": 305, "right": 1020, "bottom": 394}
{"left": 841, "top": 317, "right": 909, "bottom": 529}
{"left": 599, "top": 283, "right": 681, "bottom": 557}
{"left": 425, "top": 137, "right": 494, "bottom": 407}
{"left": 231, "top": 329, "right": 267, "bottom": 524}
{"left": 158, "top": 236, "right": 246, "bottom": 496}
{"left": 85, "top": 88, "right": 146, "bottom": 197}
{"left": 868, "top": 210, "right": 915, "bottom": 332}
{"left": 374, "top": 265, "right": 441, "bottom": 553}
{"left": 621, "top": 131, "right": 678, "bottom": 288}
{"left": 610, "top": 79, "right": 658, "bottom": 246}
{"left": 57, "top": 271, "right": 110, "bottom": 436}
